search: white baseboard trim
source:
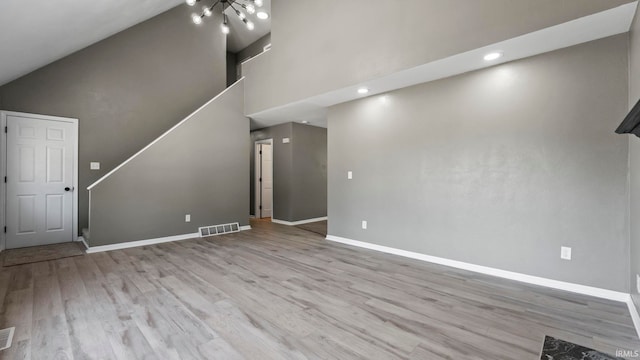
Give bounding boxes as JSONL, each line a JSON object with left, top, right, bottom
{"left": 86, "top": 233, "right": 199, "bottom": 253}
{"left": 325, "top": 234, "right": 630, "bottom": 303}
{"left": 85, "top": 224, "right": 253, "bottom": 254}
{"left": 627, "top": 298, "right": 640, "bottom": 340}
{"left": 78, "top": 236, "right": 89, "bottom": 250}
{"left": 272, "top": 217, "right": 327, "bottom": 226}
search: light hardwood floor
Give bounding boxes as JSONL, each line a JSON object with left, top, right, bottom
{"left": 0, "top": 220, "right": 638, "bottom": 359}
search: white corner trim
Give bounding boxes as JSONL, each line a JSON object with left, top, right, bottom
{"left": 240, "top": 47, "right": 271, "bottom": 66}
{"left": 87, "top": 78, "right": 245, "bottom": 191}
{"left": 627, "top": 299, "right": 640, "bottom": 341}
{"left": 77, "top": 236, "right": 89, "bottom": 250}
{"left": 325, "top": 235, "right": 630, "bottom": 303}
{"left": 272, "top": 217, "right": 327, "bottom": 226}
{"left": 240, "top": 225, "right": 252, "bottom": 231}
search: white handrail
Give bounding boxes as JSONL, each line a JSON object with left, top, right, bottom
{"left": 87, "top": 78, "right": 245, "bottom": 190}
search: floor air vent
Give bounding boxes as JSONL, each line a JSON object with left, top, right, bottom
{"left": 199, "top": 222, "right": 240, "bottom": 237}
{"left": 0, "top": 327, "right": 15, "bottom": 351}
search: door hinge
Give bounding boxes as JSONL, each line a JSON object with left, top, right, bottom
{"left": 259, "top": 177, "right": 262, "bottom": 182}
{"left": 259, "top": 205, "right": 262, "bottom": 210}
{"left": 4, "top": 126, "right": 6, "bottom": 133}
{"left": 3, "top": 176, "right": 6, "bottom": 183}
{"left": 3, "top": 226, "right": 6, "bottom": 233}
{"left": 259, "top": 150, "right": 262, "bottom": 155}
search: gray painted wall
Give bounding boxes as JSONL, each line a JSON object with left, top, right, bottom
{"left": 0, "top": 5, "right": 227, "bottom": 233}
{"left": 250, "top": 122, "right": 327, "bottom": 222}
{"left": 237, "top": 33, "right": 271, "bottom": 63}
{"left": 89, "top": 81, "right": 248, "bottom": 246}
{"left": 244, "top": 0, "right": 632, "bottom": 115}
{"left": 327, "top": 35, "right": 629, "bottom": 292}
{"left": 629, "top": 7, "right": 640, "bottom": 310}
{"left": 291, "top": 123, "right": 327, "bottom": 221}
{"left": 227, "top": 52, "right": 238, "bottom": 87}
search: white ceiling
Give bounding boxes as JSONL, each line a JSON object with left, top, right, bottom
{"left": 0, "top": 0, "right": 184, "bottom": 86}
{"left": 247, "top": 2, "right": 638, "bottom": 130}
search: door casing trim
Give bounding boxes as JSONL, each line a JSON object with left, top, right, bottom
{"left": 0, "top": 111, "right": 79, "bottom": 251}
{"left": 254, "top": 138, "right": 273, "bottom": 219}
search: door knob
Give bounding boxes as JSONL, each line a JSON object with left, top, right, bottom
{"left": 64, "top": 187, "right": 72, "bottom": 192}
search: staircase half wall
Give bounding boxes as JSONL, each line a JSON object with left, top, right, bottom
{"left": 86, "top": 79, "right": 248, "bottom": 247}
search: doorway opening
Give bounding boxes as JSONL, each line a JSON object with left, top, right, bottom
{"left": 254, "top": 139, "right": 273, "bottom": 220}
{"left": 0, "top": 111, "right": 79, "bottom": 250}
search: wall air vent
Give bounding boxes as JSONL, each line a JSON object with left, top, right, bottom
{"left": 0, "top": 327, "right": 15, "bottom": 351}
{"left": 199, "top": 222, "right": 240, "bottom": 237}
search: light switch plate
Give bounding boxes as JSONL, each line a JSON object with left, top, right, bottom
{"left": 560, "top": 246, "right": 571, "bottom": 260}
{"left": 282, "top": 138, "right": 290, "bottom": 144}
{"left": 90, "top": 162, "right": 100, "bottom": 170}
{"left": 185, "top": 214, "right": 191, "bottom": 223}
{"left": 348, "top": 171, "right": 353, "bottom": 179}
{"left": 362, "top": 220, "right": 367, "bottom": 230}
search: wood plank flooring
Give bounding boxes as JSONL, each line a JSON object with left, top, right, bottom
{"left": 295, "top": 221, "right": 327, "bottom": 237}
{"left": 0, "top": 220, "right": 638, "bottom": 359}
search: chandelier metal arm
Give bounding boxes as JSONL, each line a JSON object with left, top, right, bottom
{"left": 228, "top": 2, "right": 240, "bottom": 14}
{"left": 210, "top": 1, "right": 220, "bottom": 10}
{"left": 187, "top": 0, "right": 267, "bottom": 33}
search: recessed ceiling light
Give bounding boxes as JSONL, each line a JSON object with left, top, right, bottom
{"left": 484, "top": 52, "right": 503, "bottom": 61}
{"left": 257, "top": 11, "right": 269, "bottom": 20}
{"left": 357, "top": 87, "right": 369, "bottom": 95}
{"left": 302, "top": 121, "right": 309, "bottom": 124}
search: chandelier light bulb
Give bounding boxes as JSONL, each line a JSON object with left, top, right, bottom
{"left": 191, "top": 13, "right": 203, "bottom": 24}
{"left": 186, "top": 0, "right": 262, "bottom": 30}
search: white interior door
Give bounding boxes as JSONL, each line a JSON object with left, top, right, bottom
{"left": 260, "top": 144, "right": 273, "bottom": 218}
{"left": 5, "top": 114, "right": 76, "bottom": 249}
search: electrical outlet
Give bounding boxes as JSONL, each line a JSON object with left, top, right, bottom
{"left": 185, "top": 214, "right": 191, "bottom": 223}
{"left": 560, "top": 246, "right": 571, "bottom": 260}
{"left": 348, "top": 171, "right": 353, "bottom": 180}
{"left": 362, "top": 220, "right": 367, "bottom": 230}
{"left": 90, "top": 162, "right": 100, "bottom": 170}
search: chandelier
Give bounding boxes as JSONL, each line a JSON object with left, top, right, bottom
{"left": 186, "top": 0, "right": 269, "bottom": 34}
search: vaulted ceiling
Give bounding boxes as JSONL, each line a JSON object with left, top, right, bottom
{"left": 0, "top": 0, "right": 270, "bottom": 87}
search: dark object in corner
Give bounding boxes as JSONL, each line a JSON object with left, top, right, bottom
{"left": 616, "top": 97, "right": 640, "bottom": 137}
{"left": 539, "top": 336, "right": 623, "bottom": 360}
